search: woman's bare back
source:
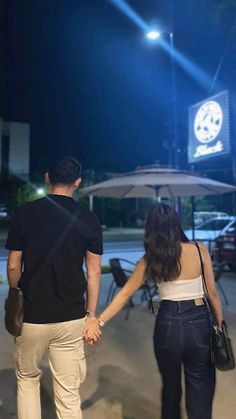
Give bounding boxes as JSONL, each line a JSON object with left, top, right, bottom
{"left": 176, "top": 242, "right": 202, "bottom": 281}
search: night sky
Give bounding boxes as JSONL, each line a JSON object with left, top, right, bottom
{"left": 2, "top": 0, "right": 236, "bottom": 177}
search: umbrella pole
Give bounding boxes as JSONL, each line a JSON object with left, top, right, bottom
{"left": 176, "top": 197, "right": 182, "bottom": 218}
{"left": 155, "top": 186, "right": 160, "bottom": 202}
{"left": 89, "top": 195, "right": 93, "bottom": 211}
{"left": 190, "top": 196, "right": 195, "bottom": 241}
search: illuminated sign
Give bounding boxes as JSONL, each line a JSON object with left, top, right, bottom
{"left": 188, "top": 91, "right": 230, "bottom": 163}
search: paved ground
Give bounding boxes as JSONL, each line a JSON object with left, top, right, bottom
{"left": 0, "top": 243, "right": 236, "bottom": 418}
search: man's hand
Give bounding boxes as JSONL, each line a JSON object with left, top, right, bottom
{"left": 83, "top": 317, "right": 101, "bottom": 346}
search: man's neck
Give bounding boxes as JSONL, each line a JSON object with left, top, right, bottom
{"left": 49, "top": 185, "right": 74, "bottom": 197}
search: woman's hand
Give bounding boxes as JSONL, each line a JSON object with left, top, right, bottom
{"left": 215, "top": 322, "right": 223, "bottom": 333}
{"left": 83, "top": 317, "right": 101, "bottom": 346}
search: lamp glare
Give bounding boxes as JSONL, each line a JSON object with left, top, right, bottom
{"left": 146, "top": 30, "right": 161, "bottom": 40}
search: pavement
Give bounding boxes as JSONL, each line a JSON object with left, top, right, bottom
{"left": 0, "top": 236, "right": 236, "bottom": 418}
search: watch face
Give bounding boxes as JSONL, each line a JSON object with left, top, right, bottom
{"left": 98, "top": 318, "right": 105, "bottom": 327}
{"left": 194, "top": 100, "right": 223, "bottom": 144}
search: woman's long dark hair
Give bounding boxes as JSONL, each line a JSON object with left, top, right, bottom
{"left": 144, "top": 203, "right": 189, "bottom": 283}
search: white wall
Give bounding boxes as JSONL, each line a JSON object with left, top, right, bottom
{"left": 8, "top": 122, "right": 30, "bottom": 177}
{"left": 0, "top": 118, "right": 2, "bottom": 173}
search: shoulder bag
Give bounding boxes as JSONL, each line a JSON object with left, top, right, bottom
{"left": 4, "top": 287, "right": 24, "bottom": 337}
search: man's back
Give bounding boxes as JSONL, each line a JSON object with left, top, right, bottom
{"left": 6, "top": 156, "right": 103, "bottom": 419}
{"left": 6, "top": 194, "right": 103, "bottom": 323}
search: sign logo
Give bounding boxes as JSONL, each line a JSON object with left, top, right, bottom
{"left": 188, "top": 91, "right": 230, "bottom": 163}
{"left": 194, "top": 100, "right": 223, "bottom": 144}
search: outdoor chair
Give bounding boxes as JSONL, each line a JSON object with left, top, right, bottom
{"left": 108, "top": 258, "right": 153, "bottom": 319}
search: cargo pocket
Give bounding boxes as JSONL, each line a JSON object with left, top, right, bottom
{"left": 75, "top": 342, "right": 87, "bottom": 386}
{"left": 78, "top": 356, "right": 87, "bottom": 384}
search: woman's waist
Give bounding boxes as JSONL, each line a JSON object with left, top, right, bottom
{"left": 160, "top": 292, "right": 204, "bottom": 301}
{"left": 158, "top": 298, "right": 209, "bottom": 317}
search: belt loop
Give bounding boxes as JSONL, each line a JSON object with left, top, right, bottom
{"left": 178, "top": 301, "right": 181, "bottom": 313}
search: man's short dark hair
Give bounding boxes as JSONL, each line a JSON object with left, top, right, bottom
{"left": 48, "top": 157, "right": 82, "bottom": 185}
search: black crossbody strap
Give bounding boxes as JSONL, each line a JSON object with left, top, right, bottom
{"left": 194, "top": 241, "right": 217, "bottom": 325}
{"left": 50, "top": 207, "right": 80, "bottom": 255}
{"left": 27, "top": 206, "right": 80, "bottom": 284}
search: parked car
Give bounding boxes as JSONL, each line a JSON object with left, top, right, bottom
{"left": 0, "top": 204, "right": 8, "bottom": 218}
{"left": 194, "top": 211, "right": 229, "bottom": 227}
{"left": 214, "top": 221, "right": 236, "bottom": 272}
{"left": 184, "top": 216, "right": 236, "bottom": 254}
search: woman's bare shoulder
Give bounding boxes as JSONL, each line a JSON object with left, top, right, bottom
{"left": 183, "top": 240, "right": 207, "bottom": 252}
{"left": 182, "top": 241, "right": 209, "bottom": 261}
{"left": 194, "top": 241, "right": 212, "bottom": 265}
{"left": 196, "top": 241, "right": 209, "bottom": 253}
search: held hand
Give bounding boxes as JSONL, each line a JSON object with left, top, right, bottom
{"left": 83, "top": 317, "right": 101, "bottom": 343}
{"left": 85, "top": 330, "right": 102, "bottom": 346}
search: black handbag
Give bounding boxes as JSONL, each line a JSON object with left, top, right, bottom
{"left": 5, "top": 287, "right": 24, "bottom": 337}
{"left": 195, "top": 242, "right": 235, "bottom": 371}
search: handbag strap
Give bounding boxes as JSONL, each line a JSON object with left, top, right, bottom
{"left": 194, "top": 241, "right": 218, "bottom": 325}
{"left": 194, "top": 241, "right": 208, "bottom": 294}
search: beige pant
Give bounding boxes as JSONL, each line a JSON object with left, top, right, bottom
{"left": 15, "top": 318, "right": 86, "bottom": 419}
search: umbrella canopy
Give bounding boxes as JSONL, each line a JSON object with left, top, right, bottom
{"left": 80, "top": 167, "right": 236, "bottom": 198}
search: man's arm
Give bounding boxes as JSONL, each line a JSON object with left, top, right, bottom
{"left": 84, "top": 251, "right": 102, "bottom": 345}
{"left": 85, "top": 250, "right": 101, "bottom": 314}
{"left": 7, "top": 250, "right": 23, "bottom": 288}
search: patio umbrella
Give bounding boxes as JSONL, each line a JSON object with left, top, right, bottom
{"left": 80, "top": 167, "right": 236, "bottom": 240}
{"left": 80, "top": 167, "right": 236, "bottom": 199}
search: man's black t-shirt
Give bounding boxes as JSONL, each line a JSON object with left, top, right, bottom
{"left": 6, "top": 194, "right": 103, "bottom": 324}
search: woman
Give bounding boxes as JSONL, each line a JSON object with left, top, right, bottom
{"left": 84, "top": 204, "right": 223, "bottom": 419}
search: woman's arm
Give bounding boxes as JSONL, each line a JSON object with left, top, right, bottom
{"left": 100, "top": 257, "right": 147, "bottom": 322}
{"left": 83, "top": 257, "right": 147, "bottom": 340}
{"left": 199, "top": 243, "right": 223, "bottom": 328}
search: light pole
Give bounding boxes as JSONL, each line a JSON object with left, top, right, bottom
{"left": 146, "top": 29, "right": 182, "bottom": 215}
{"left": 146, "top": 30, "right": 179, "bottom": 169}
{"left": 169, "top": 32, "right": 179, "bottom": 169}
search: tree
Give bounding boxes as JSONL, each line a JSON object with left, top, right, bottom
{"left": 16, "top": 184, "right": 39, "bottom": 207}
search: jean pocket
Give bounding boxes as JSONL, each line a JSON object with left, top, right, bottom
{"left": 189, "top": 317, "right": 211, "bottom": 349}
{"left": 154, "top": 319, "right": 173, "bottom": 349}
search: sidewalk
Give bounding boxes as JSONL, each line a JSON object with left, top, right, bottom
{"left": 0, "top": 265, "right": 236, "bottom": 418}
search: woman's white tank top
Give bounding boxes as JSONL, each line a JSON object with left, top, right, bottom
{"left": 158, "top": 275, "right": 204, "bottom": 301}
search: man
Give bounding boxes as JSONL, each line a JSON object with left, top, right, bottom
{"left": 6, "top": 156, "right": 102, "bottom": 419}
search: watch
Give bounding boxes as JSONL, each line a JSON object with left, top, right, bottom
{"left": 86, "top": 311, "right": 95, "bottom": 317}
{"left": 98, "top": 316, "right": 105, "bottom": 327}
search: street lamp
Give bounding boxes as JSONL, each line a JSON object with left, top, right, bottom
{"left": 145, "top": 30, "right": 179, "bottom": 169}
{"left": 36, "top": 187, "right": 45, "bottom": 196}
{"left": 146, "top": 30, "right": 161, "bottom": 40}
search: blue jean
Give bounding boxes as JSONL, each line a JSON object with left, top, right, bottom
{"left": 153, "top": 299, "right": 215, "bottom": 419}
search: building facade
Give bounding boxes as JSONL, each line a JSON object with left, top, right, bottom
{"left": 0, "top": 117, "right": 30, "bottom": 182}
